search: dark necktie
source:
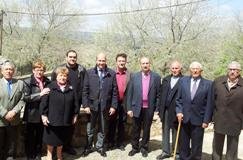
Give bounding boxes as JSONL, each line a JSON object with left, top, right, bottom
{"left": 7, "top": 81, "right": 12, "bottom": 97}
{"left": 191, "top": 79, "right": 197, "bottom": 100}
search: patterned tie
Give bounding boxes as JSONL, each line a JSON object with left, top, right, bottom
{"left": 7, "top": 81, "right": 12, "bottom": 97}
{"left": 191, "top": 79, "right": 197, "bottom": 100}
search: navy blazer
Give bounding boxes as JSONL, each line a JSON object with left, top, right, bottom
{"left": 82, "top": 66, "right": 118, "bottom": 112}
{"left": 127, "top": 71, "right": 161, "bottom": 118}
{"left": 176, "top": 76, "right": 213, "bottom": 125}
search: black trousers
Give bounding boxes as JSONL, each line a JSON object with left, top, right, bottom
{"left": 179, "top": 122, "right": 204, "bottom": 160}
{"left": 212, "top": 131, "right": 239, "bottom": 160}
{"left": 131, "top": 108, "right": 153, "bottom": 151}
{"left": 88, "top": 107, "right": 109, "bottom": 151}
{"left": 0, "top": 125, "right": 18, "bottom": 160}
{"left": 107, "top": 102, "right": 126, "bottom": 146}
{"left": 25, "top": 123, "right": 43, "bottom": 158}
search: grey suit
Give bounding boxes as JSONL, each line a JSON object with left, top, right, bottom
{"left": 127, "top": 71, "right": 161, "bottom": 151}
{"left": 0, "top": 78, "right": 25, "bottom": 159}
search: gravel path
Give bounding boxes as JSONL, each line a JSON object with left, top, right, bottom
{"left": 29, "top": 131, "right": 243, "bottom": 160}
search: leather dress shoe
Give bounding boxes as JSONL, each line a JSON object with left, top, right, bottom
{"left": 97, "top": 149, "right": 107, "bottom": 157}
{"left": 118, "top": 145, "right": 125, "bottom": 151}
{"left": 63, "top": 147, "right": 77, "bottom": 155}
{"left": 6, "top": 157, "right": 15, "bottom": 160}
{"left": 81, "top": 148, "right": 93, "bottom": 157}
{"left": 128, "top": 149, "right": 139, "bottom": 156}
{"left": 156, "top": 152, "right": 171, "bottom": 160}
{"left": 140, "top": 148, "right": 148, "bottom": 157}
{"left": 35, "top": 155, "right": 42, "bottom": 160}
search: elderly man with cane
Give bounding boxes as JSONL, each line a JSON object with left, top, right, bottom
{"left": 176, "top": 61, "right": 213, "bottom": 160}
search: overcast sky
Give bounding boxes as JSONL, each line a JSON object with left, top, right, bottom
{"left": 74, "top": 0, "right": 243, "bottom": 31}
{"left": 4, "top": 0, "right": 243, "bottom": 31}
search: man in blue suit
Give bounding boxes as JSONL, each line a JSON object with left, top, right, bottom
{"left": 127, "top": 57, "right": 161, "bottom": 157}
{"left": 176, "top": 61, "right": 213, "bottom": 160}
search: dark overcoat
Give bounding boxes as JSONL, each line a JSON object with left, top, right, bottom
{"left": 158, "top": 74, "right": 182, "bottom": 127}
{"left": 213, "top": 76, "right": 243, "bottom": 136}
{"left": 82, "top": 66, "right": 118, "bottom": 112}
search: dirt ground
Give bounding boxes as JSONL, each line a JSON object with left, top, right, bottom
{"left": 30, "top": 131, "right": 243, "bottom": 160}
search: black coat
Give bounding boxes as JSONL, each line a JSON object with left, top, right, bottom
{"left": 40, "top": 81, "right": 79, "bottom": 126}
{"left": 82, "top": 66, "right": 118, "bottom": 112}
{"left": 158, "top": 75, "right": 182, "bottom": 127}
{"left": 213, "top": 76, "right": 243, "bottom": 136}
{"left": 23, "top": 75, "right": 51, "bottom": 123}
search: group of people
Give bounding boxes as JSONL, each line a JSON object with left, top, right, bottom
{"left": 0, "top": 50, "right": 242, "bottom": 160}
{"left": 156, "top": 60, "right": 243, "bottom": 160}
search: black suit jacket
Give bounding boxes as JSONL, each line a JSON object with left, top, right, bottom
{"left": 176, "top": 76, "right": 213, "bottom": 126}
{"left": 158, "top": 75, "right": 182, "bottom": 127}
{"left": 127, "top": 71, "right": 161, "bottom": 119}
{"left": 82, "top": 66, "right": 118, "bottom": 112}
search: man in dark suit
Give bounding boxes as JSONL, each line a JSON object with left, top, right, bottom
{"left": 176, "top": 61, "right": 213, "bottom": 160}
{"left": 127, "top": 57, "right": 161, "bottom": 157}
{"left": 107, "top": 53, "right": 131, "bottom": 150}
{"left": 82, "top": 53, "right": 118, "bottom": 157}
{"left": 51, "top": 50, "right": 86, "bottom": 155}
{"left": 0, "top": 61, "right": 25, "bottom": 160}
{"left": 212, "top": 61, "right": 243, "bottom": 160}
{"left": 157, "top": 61, "right": 183, "bottom": 160}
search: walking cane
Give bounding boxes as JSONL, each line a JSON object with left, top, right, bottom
{"left": 172, "top": 120, "right": 181, "bottom": 160}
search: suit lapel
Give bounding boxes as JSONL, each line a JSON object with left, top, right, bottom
{"left": 0, "top": 78, "right": 8, "bottom": 95}
{"left": 125, "top": 70, "right": 131, "bottom": 91}
{"left": 186, "top": 77, "right": 191, "bottom": 98}
{"left": 138, "top": 72, "right": 142, "bottom": 93}
{"left": 149, "top": 72, "right": 154, "bottom": 92}
{"left": 193, "top": 78, "right": 204, "bottom": 99}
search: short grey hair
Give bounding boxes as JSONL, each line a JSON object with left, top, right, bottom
{"left": 1, "top": 60, "right": 16, "bottom": 70}
{"left": 189, "top": 61, "right": 203, "bottom": 70}
{"left": 228, "top": 61, "right": 241, "bottom": 70}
